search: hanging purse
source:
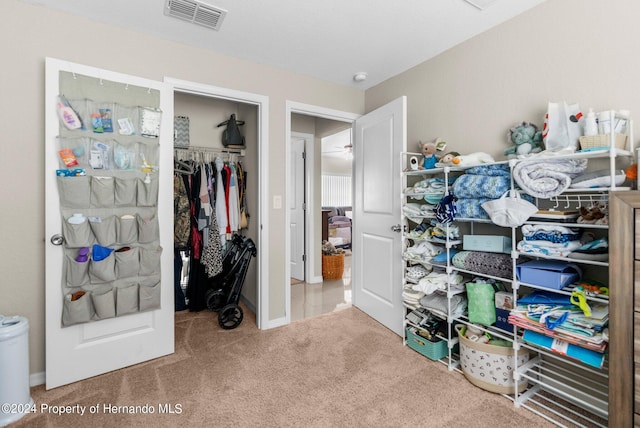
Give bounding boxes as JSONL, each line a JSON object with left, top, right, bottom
{"left": 217, "top": 114, "right": 246, "bottom": 148}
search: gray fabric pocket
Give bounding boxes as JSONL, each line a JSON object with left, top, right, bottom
{"left": 57, "top": 176, "right": 90, "bottom": 208}
{"left": 115, "top": 176, "right": 138, "bottom": 207}
{"left": 115, "top": 247, "right": 140, "bottom": 279}
{"left": 137, "top": 175, "right": 159, "bottom": 207}
{"left": 117, "top": 215, "right": 138, "bottom": 244}
{"left": 89, "top": 252, "right": 116, "bottom": 283}
{"left": 92, "top": 287, "right": 116, "bottom": 320}
{"left": 62, "top": 291, "right": 93, "bottom": 326}
{"left": 62, "top": 217, "right": 93, "bottom": 248}
{"left": 139, "top": 281, "right": 161, "bottom": 312}
{"left": 91, "top": 176, "right": 115, "bottom": 208}
{"left": 137, "top": 214, "right": 159, "bottom": 244}
{"left": 89, "top": 215, "right": 117, "bottom": 247}
{"left": 139, "top": 246, "right": 162, "bottom": 276}
{"left": 65, "top": 253, "right": 90, "bottom": 287}
{"left": 116, "top": 284, "right": 139, "bottom": 316}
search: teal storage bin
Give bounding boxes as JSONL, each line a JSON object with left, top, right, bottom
{"left": 406, "top": 327, "right": 448, "bottom": 361}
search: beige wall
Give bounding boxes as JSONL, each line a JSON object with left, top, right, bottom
{"left": 366, "top": 0, "right": 640, "bottom": 161}
{"left": 5, "top": 0, "right": 636, "bottom": 380}
{"left": 0, "top": 0, "right": 363, "bottom": 376}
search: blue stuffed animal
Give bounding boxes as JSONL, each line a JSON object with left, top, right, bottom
{"left": 505, "top": 121, "right": 544, "bottom": 158}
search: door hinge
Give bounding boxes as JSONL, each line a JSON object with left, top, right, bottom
{"left": 302, "top": 151, "right": 306, "bottom": 160}
{"left": 302, "top": 202, "right": 306, "bottom": 211}
{"left": 302, "top": 254, "right": 306, "bottom": 262}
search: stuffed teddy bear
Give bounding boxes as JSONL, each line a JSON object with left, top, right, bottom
{"left": 417, "top": 139, "right": 446, "bottom": 169}
{"left": 505, "top": 121, "right": 544, "bottom": 158}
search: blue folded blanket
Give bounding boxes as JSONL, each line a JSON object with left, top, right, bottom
{"left": 452, "top": 174, "right": 510, "bottom": 199}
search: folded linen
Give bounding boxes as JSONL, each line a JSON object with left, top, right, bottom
{"left": 517, "top": 239, "right": 582, "bottom": 257}
{"left": 512, "top": 158, "right": 588, "bottom": 198}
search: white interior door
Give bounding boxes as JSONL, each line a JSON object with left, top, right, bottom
{"left": 44, "top": 58, "right": 174, "bottom": 389}
{"left": 290, "top": 137, "right": 305, "bottom": 280}
{"left": 352, "top": 96, "right": 406, "bottom": 336}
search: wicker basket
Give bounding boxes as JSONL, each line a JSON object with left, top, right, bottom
{"left": 579, "top": 133, "right": 627, "bottom": 150}
{"left": 322, "top": 254, "right": 344, "bottom": 280}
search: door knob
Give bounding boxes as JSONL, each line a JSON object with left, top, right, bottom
{"left": 50, "top": 234, "right": 65, "bottom": 246}
{"left": 391, "top": 224, "right": 403, "bottom": 233}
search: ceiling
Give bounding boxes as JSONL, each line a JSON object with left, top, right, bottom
{"left": 20, "top": 0, "right": 546, "bottom": 89}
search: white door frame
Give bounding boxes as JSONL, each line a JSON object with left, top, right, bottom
{"left": 285, "top": 101, "right": 359, "bottom": 325}
{"left": 164, "top": 77, "right": 270, "bottom": 330}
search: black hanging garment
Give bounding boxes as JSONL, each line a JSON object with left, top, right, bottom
{"left": 186, "top": 167, "right": 209, "bottom": 311}
{"left": 217, "top": 114, "right": 245, "bottom": 148}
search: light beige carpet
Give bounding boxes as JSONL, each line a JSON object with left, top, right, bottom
{"left": 11, "top": 307, "right": 557, "bottom": 428}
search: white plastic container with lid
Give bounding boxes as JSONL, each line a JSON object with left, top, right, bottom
{"left": 584, "top": 108, "right": 598, "bottom": 136}
{"left": 597, "top": 111, "right": 611, "bottom": 134}
{"left": 0, "top": 315, "right": 33, "bottom": 427}
{"left": 615, "top": 109, "right": 630, "bottom": 134}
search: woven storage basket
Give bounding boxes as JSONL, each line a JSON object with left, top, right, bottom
{"left": 322, "top": 254, "right": 344, "bottom": 280}
{"left": 406, "top": 327, "right": 449, "bottom": 361}
{"left": 455, "top": 324, "right": 529, "bottom": 394}
{"left": 579, "top": 133, "right": 627, "bottom": 150}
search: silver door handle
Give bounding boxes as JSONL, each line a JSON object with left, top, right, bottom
{"left": 50, "top": 234, "right": 65, "bottom": 246}
{"left": 391, "top": 224, "right": 403, "bottom": 233}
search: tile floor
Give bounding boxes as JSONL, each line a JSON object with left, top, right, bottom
{"left": 290, "top": 251, "right": 352, "bottom": 322}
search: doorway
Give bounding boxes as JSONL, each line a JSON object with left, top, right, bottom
{"left": 165, "top": 77, "right": 269, "bottom": 329}
{"left": 285, "top": 101, "right": 359, "bottom": 324}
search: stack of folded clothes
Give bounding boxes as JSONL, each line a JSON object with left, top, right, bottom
{"left": 517, "top": 225, "right": 609, "bottom": 261}
{"left": 508, "top": 290, "right": 609, "bottom": 363}
{"left": 402, "top": 287, "right": 425, "bottom": 310}
{"left": 407, "top": 177, "right": 447, "bottom": 205}
{"left": 411, "top": 270, "right": 465, "bottom": 294}
{"left": 516, "top": 224, "right": 582, "bottom": 257}
{"left": 403, "top": 241, "right": 442, "bottom": 263}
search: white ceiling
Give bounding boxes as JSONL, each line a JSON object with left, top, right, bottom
{"left": 20, "top": 0, "right": 546, "bottom": 89}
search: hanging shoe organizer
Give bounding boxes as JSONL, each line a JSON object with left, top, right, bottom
{"left": 54, "top": 71, "right": 163, "bottom": 327}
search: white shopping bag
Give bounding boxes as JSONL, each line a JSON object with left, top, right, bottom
{"left": 542, "top": 101, "right": 583, "bottom": 152}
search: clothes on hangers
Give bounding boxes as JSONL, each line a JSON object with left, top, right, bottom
{"left": 173, "top": 148, "right": 249, "bottom": 311}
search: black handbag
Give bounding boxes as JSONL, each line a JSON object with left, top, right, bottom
{"left": 217, "top": 114, "right": 245, "bottom": 147}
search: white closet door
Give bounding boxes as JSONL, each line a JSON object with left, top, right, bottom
{"left": 44, "top": 58, "right": 174, "bottom": 389}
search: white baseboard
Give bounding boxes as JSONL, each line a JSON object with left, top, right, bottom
{"left": 30, "top": 371, "right": 45, "bottom": 387}
{"left": 239, "top": 295, "right": 256, "bottom": 314}
{"left": 263, "top": 316, "right": 288, "bottom": 329}
{"left": 308, "top": 275, "right": 323, "bottom": 284}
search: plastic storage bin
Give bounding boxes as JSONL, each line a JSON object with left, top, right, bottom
{"left": 406, "top": 327, "right": 449, "bottom": 361}
{"left": 0, "top": 315, "right": 33, "bottom": 427}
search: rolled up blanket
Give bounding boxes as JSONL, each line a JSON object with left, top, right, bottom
{"left": 512, "top": 158, "right": 588, "bottom": 198}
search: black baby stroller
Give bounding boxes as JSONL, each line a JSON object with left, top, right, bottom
{"left": 204, "top": 234, "right": 256, "bottom": 329}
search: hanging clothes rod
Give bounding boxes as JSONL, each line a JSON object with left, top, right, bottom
{"left": 175, "top": 145, "right": 245, "bottom": 155}
{"left": 174, "top": 146, "right": 245, "bottom": 164}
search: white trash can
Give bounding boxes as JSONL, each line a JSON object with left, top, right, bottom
{"left": 0, "top": 315, "right": 33, "bottom": 427}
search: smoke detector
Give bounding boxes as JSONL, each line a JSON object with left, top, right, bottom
{"left": 353, "top": 72, "right": 368, "bottom": 83}
{"left": 165, "top": 0, "right": 227, "bottom": 31}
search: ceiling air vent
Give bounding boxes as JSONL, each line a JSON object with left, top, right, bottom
{"left": 165, "top": 0, "right": 227, "bottom": 31}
